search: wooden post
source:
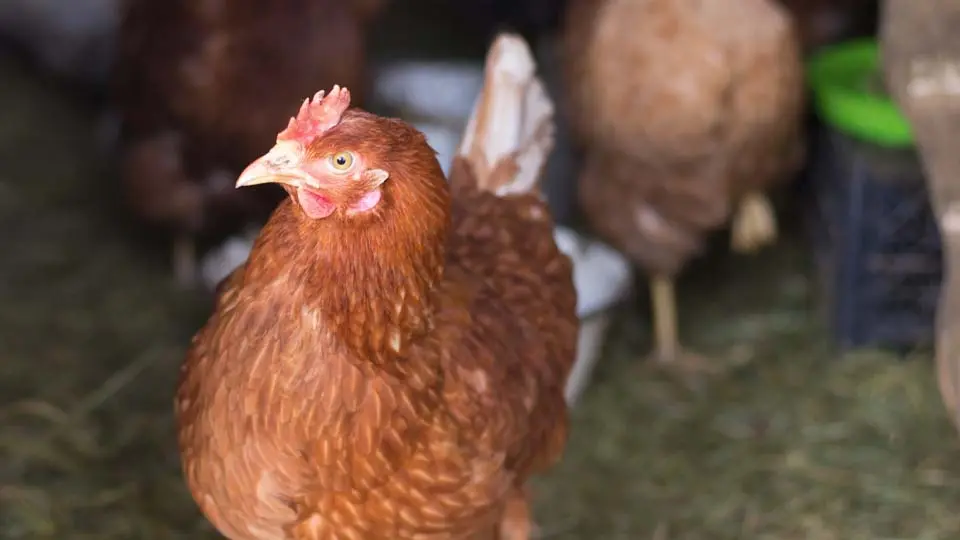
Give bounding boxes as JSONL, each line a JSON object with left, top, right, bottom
{"left": 880, "top": 0, "right": 960, "bottom": 430}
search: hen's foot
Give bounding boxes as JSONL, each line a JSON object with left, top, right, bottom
{"left": 730, "top": 191, "right": 778, "bottom": 253}
{"left": 645, "top": 346, "right": 718, "bottom": 378}
{"left": 172, "top": 236, "right": 198, "bottom": 287}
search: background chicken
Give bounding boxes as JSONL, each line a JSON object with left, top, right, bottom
{"left": 562, "top": 0, "right": 805, "bottom": 373}
{"left": 176, "top": 33, "right": 577, "bottom": 539}
{"left": 114, "top": 0, "right": 385, "bottom": 285}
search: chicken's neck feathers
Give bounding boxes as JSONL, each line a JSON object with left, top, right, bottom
{"left": 242, "top": 189, "right": 448, "bottom": 371}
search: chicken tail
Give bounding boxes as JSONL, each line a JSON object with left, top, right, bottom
{"left": 454, "top": 33, "right": 554, "bottom": 197}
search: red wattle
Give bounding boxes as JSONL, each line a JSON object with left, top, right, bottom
{"left": 296, "top": 187, "right": 336, "bottom": 219}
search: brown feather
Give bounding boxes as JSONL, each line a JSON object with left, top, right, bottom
{"left": 115, "top": 0, "right": 383, "bottom": 243}
{"left": 562, "top": 0, "right": 805, "bottom": 275}
{"left": 176, "top": 107, "right": 576, "bottom": 539}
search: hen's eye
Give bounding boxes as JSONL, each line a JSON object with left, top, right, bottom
{"left": 329, "top": 151, "right": 354, "bottom": 172}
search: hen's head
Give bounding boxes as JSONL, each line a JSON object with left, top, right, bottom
{"left": 235, "top": 87, "right": 450, "bottom": 364}
{"left": 236, "top": 86, "right": 448, "bottom": 225}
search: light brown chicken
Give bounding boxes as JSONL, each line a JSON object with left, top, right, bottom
{"left": 562, "top": 0, "right": 805, "bottom": 373}
{"left": 176, "top": 34, "right": 577, "bottom": 539}
{"left": 114, "top": 0, "right": 386, "bottom": 285}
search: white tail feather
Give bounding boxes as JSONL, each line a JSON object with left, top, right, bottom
{"left": 457, "top": 33, "right": 555, "bottom": 196}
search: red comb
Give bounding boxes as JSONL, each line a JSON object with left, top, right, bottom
{"left": 277, "top": 85, "right": 352, "bottom": 144}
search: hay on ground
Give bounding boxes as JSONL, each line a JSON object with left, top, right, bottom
{"left": 3, "top": 41, "right": 959, "bottom": 540}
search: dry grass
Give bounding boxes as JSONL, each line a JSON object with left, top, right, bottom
{"left": 0, "top": 51, "right": 211, "bottom": 538}
{"left": 536, "top": 305, "right": 959, "bottom": 539}
{"left": 3, "top": 38, "right": 960, "bottom": 540}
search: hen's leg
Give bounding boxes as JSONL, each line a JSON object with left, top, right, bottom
{"left": 499, "top": 486, "right": 536, "bottom": 540}
{"left": 172, "top": 235, "right": 198, "bottom": 286}
{"left": 646, "top": 274, "right": 715, "bottom": 375}
{"left": 730, "top": 191, "right": 778, "bottom": 253}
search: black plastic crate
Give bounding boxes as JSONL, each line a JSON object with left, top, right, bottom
{"left": 805, "top": 125, "right": 942, "bottom": 352}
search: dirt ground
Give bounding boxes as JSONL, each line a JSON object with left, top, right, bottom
{"left": 3, "top": 9, "right": 960, "bottom": 539}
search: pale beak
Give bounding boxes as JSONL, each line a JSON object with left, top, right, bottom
{"left": 235, "top": 152, "right": 306, "bottom": 189}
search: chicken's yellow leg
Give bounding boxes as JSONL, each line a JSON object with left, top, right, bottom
{"left": 646, "top": 274, "right": 715, "bottom": 374}
{"left": 730, "top": 191, "right": 778, "bottom": 253}
{"left": 651, "top": 274, "right": 678, "bottom": 360}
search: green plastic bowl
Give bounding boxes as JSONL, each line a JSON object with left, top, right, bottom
{"left": 806, "top": 38, "right": 914, "bottom": 148}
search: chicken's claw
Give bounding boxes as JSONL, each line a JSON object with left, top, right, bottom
{"left": 646, "top": 347, "right": 719, "bottom": 377}
{"left": 277, "top": 85, "right": 352, "bottom": 144}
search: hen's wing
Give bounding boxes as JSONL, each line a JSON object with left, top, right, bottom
{"left": 450, "top": 33, "right": 578, "bottom": 475}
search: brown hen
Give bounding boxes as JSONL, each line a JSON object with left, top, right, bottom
{"left": 176, "top": 34, "right": 577, "bottom": 540}
{"left": 115, "top": 0, "right": 385, "bottom": 284}
{"left": 562, "top": 0, "right": 805, "bottom": 373}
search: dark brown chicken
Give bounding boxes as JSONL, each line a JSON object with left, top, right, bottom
{"left": 176, "top": 34, "right": 577, "bottom": 539}
{"left": 563, "top": 0, "right": 806, "bottom": 374}
{"left": 115, "top": 0, "right": 385, "bottom": 284}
